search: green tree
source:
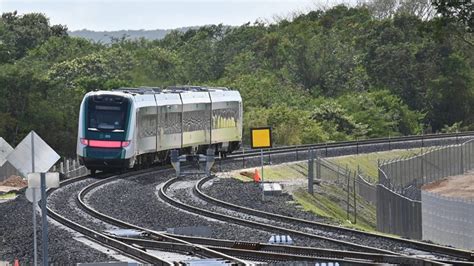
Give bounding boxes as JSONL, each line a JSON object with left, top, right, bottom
{"left": 0, "top": 12, "right": 67, "bottom": 62}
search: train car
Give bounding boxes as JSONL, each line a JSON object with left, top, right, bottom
{"left": 77, "top": 86, "right": 242, "bottom": 173}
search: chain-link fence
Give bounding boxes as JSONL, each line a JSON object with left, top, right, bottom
{"left": 308, "top": 155, "right": 377, "bottom": 224}
{"left": 376, "top": 139, "right": 474, "bottom": 242}
{"left": 376, "top": 183, "right": 422, "bottom": 239}
{"left": 379, "top": 140, "right": 474, "bottom": 200}
{"left": 422, "top": 190, "right": 474, "bottom": 250}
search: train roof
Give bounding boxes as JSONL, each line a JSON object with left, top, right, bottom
{"left": 111, "top": 86, "right": 232, "bottom": 95}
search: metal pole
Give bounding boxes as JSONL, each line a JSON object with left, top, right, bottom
{"left": 356, "top": 138, "right": 359, "bottom": 155}
{"left": 242, "top": 147, "right": 245, "bottom": 169}
{"left": 388, "top": 134, "right": 391, "bottom": 150}
{"left": 421, "top": 131, "right": 424, "bottom": 148}
{"left": 31, "top": 133, "right": 38, "bottom": 266}
{"left": 41, "top": 173, "right": 48, "bottom": 266}
{"left": 308, "top": 149, "right": 314, "bottom": 194}
{"left": 317, "top": 156, "right": 321, "bottom": 183}
{"left": 268, "top": 149, "right": 271, "bottom": 165}
{"left": 353, "top": 171, "right": 357, "bottom": 224}
{"left": 346, "top": 170, "right": 350, "bottom": 220}
{"left": 261, "top": 149, "right": 264, "bottom": 201}
{"left": 219, "top": 152, "right": 222, "bottom": 172}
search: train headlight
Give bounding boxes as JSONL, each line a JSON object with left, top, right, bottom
{"left": 80, "top": 139, "right": 131, "bottom": 148}
{"left": 121, "top": 141, "right": 130, "bottom": 147}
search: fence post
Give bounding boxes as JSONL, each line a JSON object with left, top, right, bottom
{"left": 242, "top": 147, "right": 245, "bottom": 169}
{"left": 356, "top": 138, "right": 359, "bottom": 155}
{"left": 421, "top": 131, "right": 424, "bottom": 148}
{"left": 460, "top": 144, "right": 464, "bottom": 174}
{"left": 317, "top": 156, "right": 321, "bottom": 181}
{"left": 388, "top": 134, "right": 391, "bottom": 150}
{"left": 65, "top": 159, "right": 70, "bottom": 173}
{"left": 449, "top": 146, "right": 453, "bottom": 176}
{"left": 354, "top": 169, "right": 357, "bottom": 224}
{"left": 421, "top": 152, "right": 424, "bottom": 179}
{"left": 308, "top": 149, "right": 314, "bottom": 195}
{"left": 347, "top": 169, "right": 350, "bottom": 220}
{"left": 377, "top": 159, "right": 381, "bottom": 185}
{"left": 268, "top": 149, "right": 271, "bottom": 165}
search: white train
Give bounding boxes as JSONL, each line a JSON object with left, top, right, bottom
{"left": 77, "top": 86, "right": 242, "bottom": 173}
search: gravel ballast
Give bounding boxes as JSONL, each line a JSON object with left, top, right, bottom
{"left": 86, "top": 171, "right": 273, "bottom": 243}
{"left": 0, "top": 195, "right": 115, "bottom": 264}
{"left": 2, "top": 135, "right": 470, "bottom": 264}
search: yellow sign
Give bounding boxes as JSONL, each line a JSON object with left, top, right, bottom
{"left": 251, "top": 127, "right": 272, "bottom": 149}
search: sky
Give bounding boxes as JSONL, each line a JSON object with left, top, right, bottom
{"left": 0, "top": 0, "right": 357, "bottom": 31}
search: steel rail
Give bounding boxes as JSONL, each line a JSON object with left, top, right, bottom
{"left": 141, "top": 234, "right": 444, "bottom": 265}
{"left": 45, "top": 132, "right": 474, "bottom": 264}
{"left": 45, "top": 175, "right": 173, "bottom": 265}
{"left": 112, "top": 236, "right": 381, "bottom": 265}
{"left": 159, "top": 177, "right": 445, "bottom": 265}
{"left": 75, "top": 169, "right": 248, "bottom": 265}
{"left": 227, "top": 131, "right": 474, "bottom": 158}
{"left": 195, "top": 176, "right": 474, "bottom": 263}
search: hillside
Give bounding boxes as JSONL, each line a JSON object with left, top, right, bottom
{"left": 0, "top": 3, "right": 472, "bottom": 156}
{"left": 69, "top": 27, "right": 198, "bottom": 43}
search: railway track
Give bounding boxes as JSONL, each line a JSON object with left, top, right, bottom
{"left": 77, "top": 171, "right": 449, "bottom": 265}
{"left": 159, "top": 176, "right": 455, "bottom": 265}
{"left": 45, "top": 132, "right": 474, "bottom": 264}
{"left": 74, "top": 170, "right": 408, "bottom": 265}
{"left": 46, "top": 169, "right": 247, "bottom": 265}
{"left": 195, "top": 175, "right": 474, "bottom": 264}
{"left": 229, "top": 131, "right": 474, "bottom": 158}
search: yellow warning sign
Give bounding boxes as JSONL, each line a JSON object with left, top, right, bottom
{"left": 251, "top": 127, "right": 272, "bottom": 149}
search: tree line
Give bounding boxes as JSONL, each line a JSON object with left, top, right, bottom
{"left": 0, "top": 1, "right": 472, "bottom": 156}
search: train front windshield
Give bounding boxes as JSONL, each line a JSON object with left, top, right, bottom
{"left": 87, "top": 95, "right": 128, "bottom": 131}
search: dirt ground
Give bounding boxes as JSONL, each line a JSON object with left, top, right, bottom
{"left": 422, "top": 171, "right": 474, "bottom": 200}
{"left": 0, "top": 175, "right": 27, "bottom": 193}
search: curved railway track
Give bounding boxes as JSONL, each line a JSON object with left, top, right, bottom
{"left": 78, "top": 172, "right": 444, "bottom": 265}
{"left": 73, "top": 170, "right": 411, "bottom": 265}
{"left": 195, "top": 175, "right": 474, "bottom": 264}
{"left": 45, "top": 132, "right": 474, "bottom": 264}
{"left": 46, "top": 169, "right": 247, "bottom": 265}
{"left": 159, "top": 176, "right": 455, "bottom": 265}
{"left": 228, "top": 131, "right": 474, "bottom": 158}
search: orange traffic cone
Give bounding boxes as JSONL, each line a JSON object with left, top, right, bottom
{"left": 253, "top": 169, "right": 261, "bottom": 183}
{"left": 13, "top": 259, "right": 19, "bottom": 266}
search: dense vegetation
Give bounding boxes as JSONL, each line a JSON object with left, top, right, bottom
{"left": 0, "top": 2, "right": 472, "bottom": 156}
{"left": 69, "top": 27, "right": 197, "bottom": 43}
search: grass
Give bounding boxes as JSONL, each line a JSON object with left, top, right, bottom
{"left": 0, "top": 192, "right": 16, "bottom": 200}
{"left": 232, "top": 162, "right": 308, "bottom": 182}
{"left": 227, "top": 148, "right": 426, "bottom": 234}
{"left": 293, "top": 185, "right": 377, "bottom": 232}
{"left": 328, "top": 148, "right": 422, "bottom": 180}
